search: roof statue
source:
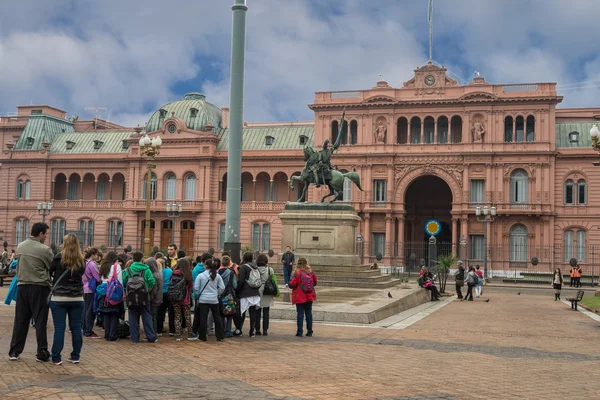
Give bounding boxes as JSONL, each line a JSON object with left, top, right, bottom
{"left": 290, "top": 108, "right": 363, "bottom": 203}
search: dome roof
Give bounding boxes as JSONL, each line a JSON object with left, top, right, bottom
{"left": 145, "top": 92, "right": 222, "bottom": 132}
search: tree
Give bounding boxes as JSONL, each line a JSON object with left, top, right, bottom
{"left": 435, "top": 253, "right": 458, "bottom": 294}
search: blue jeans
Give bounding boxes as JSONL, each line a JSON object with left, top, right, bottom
{"left": 49, "top": 300, "right": 84, "bottom": 362}
{"left": 128, "top": 304, "right": 156, "bottom": 343}
{"left": 283, "top": 265, "right": 293, "bottom": 285}
{"left": 223, "top": 316, "right": 233, "bottom": 337}
{"left": 295, "top": 302, "right": 313, "bottom": 336}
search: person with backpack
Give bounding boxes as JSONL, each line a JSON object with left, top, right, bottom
{"left": 122, "top": 251, "right": 156, "bottom": 343}
{"left": 236, "top": 252, "right": 261, "bottom": 337}
{"left": 454, "top": 261, "right": 465, "bottom": 300}
{"left": 289, "top": 257, "right": 317, "bottom": 337}
{"left": 190, "top": 252, "right": 212, "bottom": 337}
{"left": 82, "top": 248, "right": 101, "bottom": 339}
{"left": 256, "top": 253, "right": 279, "bottom": 336}
{"left": 464, "top": 266, "right": 478, "bottom": 301}
{"left": 170, "top": 257, "right": 194, "bottom": 341}
{"left": 155, "top": 256, "right": 173, "bottom": 336}
{"left": 192, "top": 258, "right": 225, "bottom": 341}
{"left": 145, "top": 258, "right": 163, "bottom": 337}
{"left": 475, "top": 265, "right": 484, "bottom": 298}
{"left": 218, "top": 255, "right": 238, "bottom": 338}
{"left": 97, "top": 252, "right": 124, "bottom": 341}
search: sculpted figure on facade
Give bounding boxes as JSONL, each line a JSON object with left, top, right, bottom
{"left": 471, "top": 120, "right": 485, "bottom": 142}
{"left": 374, "top": 119, "right": 387, "bottom": 143}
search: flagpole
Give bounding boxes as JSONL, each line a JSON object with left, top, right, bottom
{"left": 429, "top": 0, "right": 433, "bottom": 62}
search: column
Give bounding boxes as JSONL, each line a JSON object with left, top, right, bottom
{"left": 385, "top": 214, "right": 393, "bottom": 265}
{"left": 287, "top": 179, "right": 291, "bottom": 201}
{"left": 451, "top": 218, "right": 458, "bottom": 257}
{"left": 94, "top": 180, "right": 98, "bottom": 201}
{"left": 269, "top": 180, "right": 274, "bottom": 202}
{"left": 387, "top": 165, "right": 394, "bottom": 204}
{"left": 485, "top": 164, "right": 492, "bottom": 203}
{"left": 109, "top": 180, "right": 113, "bottom": 201}
{"left": 407, "top": 120, "right": 412, "bottom": 144}
{"left": 51, "top": 180, "right": 55, "bottom": 200}
{"left": 252, "top": 179, "right": 257, "bottom": 202}
{"left": 461, "top": 216, "right": 469, "bottom": 246}
{"left": 420, "top": 119, "right": 424, "bottom": 144}
{"left": 512, "top": 118, "right": 516, "bottom": 142}
{"left": 433, "top": 120, "right": 438, "bottom": 144}
{"left": 65, "top": 180, "right": 69, "bottom": 200}
{"left": 363, "top": 213, "right": 371, "bottom": 260}
{"left": 397, "top": 214, "right": 405, "bottom": 264}
{"left": 218, "top": 180, "right": 222, "bottom": 201}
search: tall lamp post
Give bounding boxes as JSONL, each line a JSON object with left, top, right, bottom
{"left": 166, "top": 203, "right": 182, "bottom": 246}
{"left": 37, "top": 202, "right": 52, "bottom": 223}
{"left": 475, "top": 205, "right": 496, "bottom": 279}
{"left": 139, "top": 132, "right": 162, "bottom": 256}
{"left": 589, "top": 125, "right": 600, "bottom": 292}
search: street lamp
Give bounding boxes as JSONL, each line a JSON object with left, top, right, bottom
{"left": 166, "top": 203, "right": 183, "bottom": 245}
{"left": 139, "top": 131, "right": 162, "bottom": 256}
{"left": 475, "top": 205, "right": 497, "bottom": 279}
{"left": 37, "top": 201, "right": 52, "bottom": 223}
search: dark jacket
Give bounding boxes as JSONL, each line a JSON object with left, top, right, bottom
{"left": 236, "top": 261, "right": 260, "bottom": 298}
{"left": 281, "top": 251, "right": 295, "bottom": 267}
{"left": 455, "top": 267, "right": 465, "bottom": 285}
{"left": 49, "top": 253, "right": 85, "bottom": 298}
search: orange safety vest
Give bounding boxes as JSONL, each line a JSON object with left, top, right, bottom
{"left": 574, "top": 267, "right": 582, "bottom": 278}
{"left": 570, "top": 268, "right": 576, "bottom": 278}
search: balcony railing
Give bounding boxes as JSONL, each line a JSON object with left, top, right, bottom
{"left": 468, "top": 202, "right": 545, "bottom": 212}
{"left": 217, "top": 201, "right": 286, "bottom": 211}
{"left": 52, "top": 200, "right": 125, "bottom": 209}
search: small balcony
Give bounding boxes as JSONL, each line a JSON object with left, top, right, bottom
{"left": 468, "top": 202, "right": 549, "bottom": 215}
{"left": 52, "top": 199, "right": 125, "bottom": 209}
{"left": 217, "top": 201, "right": 286, "bottom": 211}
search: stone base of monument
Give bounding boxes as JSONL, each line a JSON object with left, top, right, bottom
{"left": 278, "top": 202, "right": 402, "bottom": 288}
{"left": 270, "top": 284, "right": 431, "bottom": 324}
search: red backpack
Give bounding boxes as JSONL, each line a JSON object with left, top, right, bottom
{"left": 299, "top": 271, "right": 314, "bottom": 294}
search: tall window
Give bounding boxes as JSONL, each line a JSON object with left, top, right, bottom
{"left": 373, "top": 180, "right": 386, "bottom": 202}
{"left": 526, "top": 116, "right": 535, "bottom": 142}
{"left": 577, "top": 179, "right": 587, "bottom": 205}
{"left": 564, "top": 230, "right": 574, "bottom": 262}
{"left": 265, "top": 181, "right": 276, "bottom": 202}
{"left": 410, "top": 117, "right": 421, "bottom": 144}
{"left": 184, "top": 174, "right": 196, "bottom": 200}
{"left": 218, "top": 223, "right": 226, "bottom": 250}
{"left": 515, "top": 116, "right": 524, "bottom": 142}
{"left": 470, "top": 180, "right": 485, "bottom": 203}
{"left": 16, "top": 179, "right": 31, "bottom": 199}
{"left": 343, "top": 177, "right": 352, "bottom": 201}
{"left": 577, "top": 230, "right": 586, "bottom": 262}
{"left": 510, "top": 169, "right": 529, "bottom": 206}
{"left": 78, "top": 219, "right": 94, "bottom": 247}
{"left": 437, "top": 117, "right": 448, "bottom": 144}
{"left": 350, "top": 120, "right": 358, "bottom": 145}
{"left": 165, "top": 173, "right": 176, "bottom": 200}
{"left": 68, "top": 181, "right": 79, "bottom": 200}
{"left": 504, "top": 116, "right": 513, "bottom": 142}
{"left": 51, "top": 219, "right": 66, "bottom": 246}
{"left": 142, "top": 173, "right": 157, "bottom": 200}
{"left": 97, "top": 181, "right": 105, "bottom": 200}
{"left": 470, "top": 235, "right": 485, "bottom": 260}
{"left": 15, "top": 218, "right": 30, "bottom": 244}
{"left": 108, "top": 220, "right": 123, "bottom": 248}
{"left": 509, "top": 224, "right": 528, "bottom": 262}
{"left": 564, "top": 180, "right": 574, "bottom": 205}
{"left": 331, "top": 121, "right": 339, "bottom": 144}
{"left": 251, "top": 223, "right": 270, "bottom": 252}
{"left": 340, "top": 121, "right": 348, "bottom": 145}
{"left": 372, "top": 233, "right": 385, "bottom": 257}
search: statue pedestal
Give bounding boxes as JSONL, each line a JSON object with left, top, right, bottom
{"left": 279, "top": 202, "right": 362, "bottom": 266}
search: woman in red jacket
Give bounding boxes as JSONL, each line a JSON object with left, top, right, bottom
{"left": 289, "top": 257, "right": 317, "bottom": 337}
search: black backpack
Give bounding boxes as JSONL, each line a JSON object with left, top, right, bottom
{"left": 263, "top": 267, "right": 278, "bottom": 296}
{"left": 126, "top": 269, "right": 148, "bottom": 307}
{"left": 168, "top": 273, "right": 187, "bottom": 303}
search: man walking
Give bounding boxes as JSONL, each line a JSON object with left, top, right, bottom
{"left": 281, "top": 246, "right": 295, "bottom": 288}
{"left": 9, "top": 222, "right": 54, "bottom": 362}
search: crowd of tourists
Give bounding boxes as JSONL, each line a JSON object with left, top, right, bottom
{"left": 418, "top": 261, "right": 486, "bottom": 302}
{"left": 5, "top": 222, "right": 317, "bottom": 365}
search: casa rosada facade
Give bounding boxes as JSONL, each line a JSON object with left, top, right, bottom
{"left": 1, "top": 62, "right": 599, "bottom": 273}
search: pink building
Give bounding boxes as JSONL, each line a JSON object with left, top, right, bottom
{"left": 1, "top": 63, "right": 599, "bottom": 277}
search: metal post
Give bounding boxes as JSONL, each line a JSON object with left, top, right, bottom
{"left": 144, "top": 162, "right": 152, "bottom": 256}
{"left": 483, "top": 220, "right": 487, "bottom": 279}
{"left": 171, "top": 216, "right": 175, "bottom": 245}
{"left": 224, "top": 0, "right": 248, "bottom": 265}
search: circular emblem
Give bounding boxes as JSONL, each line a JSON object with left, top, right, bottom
{"left": 424, "top": 75, "right": 436, "bottom": 86}
{"left": 424, "top": 219, "right": 441, "bottom": 236}
{"left": 167, "top": 124, "right": 176, "bottom": 133}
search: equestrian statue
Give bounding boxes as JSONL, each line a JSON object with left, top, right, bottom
{"left": 290, "top": 109, "right": 363, "bottom": 203}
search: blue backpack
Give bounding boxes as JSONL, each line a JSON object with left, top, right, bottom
{"left": 105, "top": 264, "right": 124, "bottom": 306}
{"left": 86, "top": 260, "right": 98, "bottom": 293}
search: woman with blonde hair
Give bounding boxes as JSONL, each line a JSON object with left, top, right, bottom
{"left": 289, "top": 257, "right": 317, "bottom": 337}
{"left": 48, "top": 234, "right": 86, "bottom": 365}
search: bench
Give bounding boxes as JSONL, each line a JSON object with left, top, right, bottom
{"left": 566, "top": 290, "right": 584, "bottom": 311}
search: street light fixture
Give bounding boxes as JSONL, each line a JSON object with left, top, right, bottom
{"left": 475, "top": 204, "right": 497, "bottom": 279}
{"left": 37, "top": 201, "right": 53, "bottom": 223}
{"left": 166, "top": 203, "right": 183, "bottom": 245}
{"left": 139, "top": 130, "right": 162, "bottom": 256}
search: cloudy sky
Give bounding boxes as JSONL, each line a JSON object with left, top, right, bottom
{"left": 1, "top": 0, "right": 599, "bottom": 127}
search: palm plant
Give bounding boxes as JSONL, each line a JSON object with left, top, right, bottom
{"left": 435, "top": 253, "right": 458, "bottom": 293}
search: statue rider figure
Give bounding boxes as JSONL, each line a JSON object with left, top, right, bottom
{"left": 309, "top": 111, "right": 345, "bottom": 188}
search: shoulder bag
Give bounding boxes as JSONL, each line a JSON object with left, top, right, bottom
{"left": 47, "top": 269, "right": 70, "bottom": 305}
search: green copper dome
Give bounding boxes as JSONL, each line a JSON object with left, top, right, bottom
{"left": 145, "top": 92, "right": 222, "bottom": 132}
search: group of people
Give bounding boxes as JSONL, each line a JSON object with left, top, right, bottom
{"left": 569, "top": 264, "right": 583, "bottom": 288}
{"left": 454, "top": 263, "right": 484, "bottom": 301}
{"left": 6, "top": 222, "right": 318, "bottom": 365}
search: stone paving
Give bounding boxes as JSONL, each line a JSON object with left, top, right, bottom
{"left": 0, "top": 288, "right": 599, "bottom": 399}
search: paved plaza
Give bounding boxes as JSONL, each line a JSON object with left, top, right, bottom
{"left": 1, "top": 287, "right": 599, "bottom": 400}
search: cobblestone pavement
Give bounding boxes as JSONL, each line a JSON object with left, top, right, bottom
{"left": 0, "top": 288, "right": 599, "bottom": 400}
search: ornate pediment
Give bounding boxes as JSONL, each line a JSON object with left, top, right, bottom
{"left": 362, "top": 95, "right": 398, "bottom": 104}
{"left": 459, "top": 92, "right": 498, "bottom": 101}
{"left": 403, "top": 61, "right": 458, "bottom": 89}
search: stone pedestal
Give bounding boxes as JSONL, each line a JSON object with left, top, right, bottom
{"left": 279, "top": 202, "right": 362, "bottom": 266}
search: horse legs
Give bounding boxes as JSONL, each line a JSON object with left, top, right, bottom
{"left": 329, "top": 190, "right": 342, "bottom": 203}
{"left": 321, "top": 185, "right": 335, "bottom": 203}
{"left": 298, "top": 182, "right": 309, "bottom": 202}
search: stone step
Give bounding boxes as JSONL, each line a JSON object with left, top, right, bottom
{"left": 502, "top": 278, "right": 598, "bottom": 286}
{"left": 311, "top": 279, "right": 404, "bottom": 289}
{"left": 275, "top": 273, "right": 391, "bottom": 283}
{"left": 271, "top": 265, "right": 373, "bottom": 273}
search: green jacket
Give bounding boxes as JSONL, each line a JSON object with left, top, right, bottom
{"left": 15, "top": 238, "right": 53, "bottom": 287}
{"left": 122, "top": 261, "right": 155, "bottom": 291}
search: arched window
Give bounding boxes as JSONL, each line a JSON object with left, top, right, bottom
{"left": 526, "top": 115, "right": 535, "bottom": 142}
{"left": 504, "top": 116, "right": 513, "bottom": 142}
{"left": 350, "top": 120, "right": 358, "bottom": 145}
{"left": 437, "top": 116, "right": 448, "bottom": 144}
{"left": 577, "top": 179, "right": 587, "bottom": 205}
{"left": 252, "top": 222, "right": 270, "bottom": 252}
{"left": 108, "top": 220, "right": 123, "bottom": 248}
{"left": 25, "top": 180, "right": 31, "bottom": 199}
{"left": 78, "top": 219, "right": 94, "bottom": 247}
{"left": 515, "top": 116, "right": 525, "bottom": 142}
{"left": 410, "top": 117, "right": 421, "bottom": 144}
{"left": 331, "top": 120, "right": 339, "bottom": 144}
{"left": 184, "top": 174, "right": 196, "bottom": 200}
{"left": 16, "top": 180, "right": 24, "bottom": 199}
{"left": 265, "top": 180, "right": 277, "bottom": 202}
{"left": 343, "top": 177, "right": 352, "bottom": 202}
{"left": 509, "top": 224, "right": 528, "bottom": 262}
{"left": 397, "top": 117, "right": 408, "bottom": 144}
{"left": 142, "top": 173, "right": 157, "bottom": 200}
{"left": 51, "top": 219, "right": 67, "bottom": 246}
{"left": 340, "top": 120, "right": 348, "bottom": 145}
{"left": 564, "top": 179, "right": 574, "bottom": 205}
{"left": 564, "top": 230, "right": 574, "bottom": 261}
{"left": 15, "top": 218, "right": 29, "bottom": 244}
{"left": 577, "top": 230, "right": 586, "bottom": 261}
{"left": 510, "top": 169, "right": 529, "bottom": 207}
{"left": 165, "top": 173, "right": 176, "bottom": 200}
{"left": 423, "top": 117, "right": 434, "bottom": 144}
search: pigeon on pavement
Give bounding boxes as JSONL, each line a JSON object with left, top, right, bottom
{"left": 387, "top": 291, "right": 393, "bottom": 298}
{"left": 484, "top": 299, "right": 490, "bottom": 303}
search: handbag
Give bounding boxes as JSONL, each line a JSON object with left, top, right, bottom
{"left": 47, "top": 269, "right": 70, "bottom": 305}
{"left": 263, "top": 267, "right": 278, "bottom": 296}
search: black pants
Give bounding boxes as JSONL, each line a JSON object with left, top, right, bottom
{"left": 425, "top": 286, "right": 440, "bottom": 300}
{"left": 248, "top": 306, "right": 259, "bottom": 335}
{"left": 465, "top": 283, "right": 475, "bottom": 300}
{"left": 83, "top": 293, "right": 96, "bottom": 336}
{"left": 197, "top": 303, "right": 225, "bottom": 341}
{"left": 255, "top": 307, "right": 270, "bottom": 333}
{"left": 102, "top": 312, "right": 119, "bottom": 341}
{"left": 156, "top": 293, "right": 170, "bottom": 334}
{"left": 455, "top": 283, "right": 463, "bottom": 299}
{"left": 575, "top": 277, "right": 582, "bottom": 288}
{"left": 570, "top": 277, "right": 574, "bottom": 287}
{"left": 9, "top": 285, "right": 51, "bottom": 358}
{"left": 233, "top": 301, "right": 244, "bottom": 332}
